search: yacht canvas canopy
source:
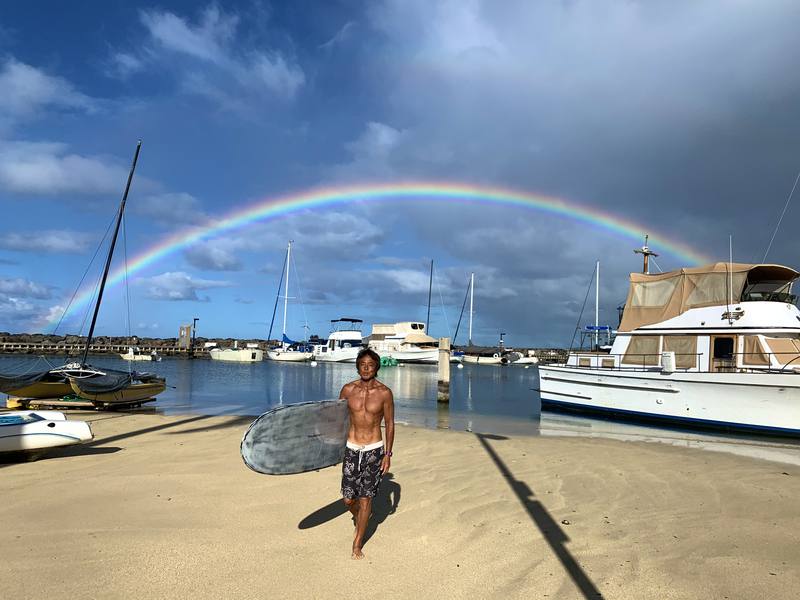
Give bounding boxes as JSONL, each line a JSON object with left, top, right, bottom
{"left": 404, "top": 332, "right": 437, "bottom": 345}
{"left": 619, "top": 263, "right": 799, "bottom": 331}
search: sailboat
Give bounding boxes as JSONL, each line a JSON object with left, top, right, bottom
{"left": 0, "top": 141, "right": 166, "bottom": 406}
{"left": 266, "top": 241, "right": 312, "bottom": 362}
{"left": 458, "top": 273, "right": 502, "bottom": 365}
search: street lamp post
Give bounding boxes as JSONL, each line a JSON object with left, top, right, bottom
{"left": 191, "top": 317, "right": 199, "bottom": 358}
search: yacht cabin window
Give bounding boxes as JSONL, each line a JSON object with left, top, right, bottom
{"left": 621, "top": 335, "right": 660, "bottom": 366}
{"left": 742, "top": 336, "right": 769, "bottom": 366}
{"left": 764, "top": 337, "right": 800, "bottom": 365}
{"left": 662, "top": 336, "right": 697, "bottom": 369}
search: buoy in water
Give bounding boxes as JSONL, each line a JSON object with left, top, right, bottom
{"left": 310, "top": 360, "right": 318, "bottom": 367}
{"left": 457, "top": 363, "right": 464, "bottom": 369}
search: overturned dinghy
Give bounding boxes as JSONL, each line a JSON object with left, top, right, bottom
{"left": 69, "top": 367, "right": 166, "bottom": 406}
{"left": 0, "top": 411, "right": 93, "bottom": 453}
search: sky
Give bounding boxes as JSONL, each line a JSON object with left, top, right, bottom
{"left": 1, "top": 0, "right": 800, "bottom": 347}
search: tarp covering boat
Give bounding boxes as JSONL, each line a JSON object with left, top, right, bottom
{"left": 619, "top": 263, "right": 800, "bottom": 331}
{"left": 70, "top": 368, "right": 163, "bottom": 395}
{"left": 0, "top": 370, "right": 62, "bottom": 394}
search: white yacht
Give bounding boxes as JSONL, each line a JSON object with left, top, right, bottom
{"left": 312, "top": 318, "right": 364, "bottom": 362}
{"left": 209, "top": 342, "right": 263, "bottom": 363}
{"left": 368, "top": 322, "right": 439, "bottom": 363}
{"left": 538, "top": 259, "right": 800, "bottom": 436}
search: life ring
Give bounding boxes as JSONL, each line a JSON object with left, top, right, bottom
{"left": 493, "top": 353, "right": 500, "bottom": 358}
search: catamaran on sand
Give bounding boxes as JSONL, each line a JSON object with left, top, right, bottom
{"left": 539, "top": 258, "right": 800, "bottom": 436}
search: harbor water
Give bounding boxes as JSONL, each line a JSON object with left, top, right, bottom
{"left": 2, "top": 354, "right": 800, "bottom": 465}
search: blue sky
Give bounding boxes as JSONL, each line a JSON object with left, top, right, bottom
{"left": 2, "top": 1, "right": 800, "bottom": 346}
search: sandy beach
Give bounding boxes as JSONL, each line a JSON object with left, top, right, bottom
{"left": 1, "top": 411, "right": 798, "bottom": 600}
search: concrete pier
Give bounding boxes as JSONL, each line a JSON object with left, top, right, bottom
{"left": 437, "top": 337, "right": 450, "bottom": 403}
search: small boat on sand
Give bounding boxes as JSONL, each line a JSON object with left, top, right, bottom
{"left": 0, "top": 410, "right": 93, "bottom": 453}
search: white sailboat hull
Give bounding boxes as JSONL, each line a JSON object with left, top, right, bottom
{"left": 210, "top": 349, "right": 264, "bottom": 362}
{"left": 0, "top": 411, "right": 93, "bottom": 453}
{"left": 462, "top": 354, "right": 503, "bottom": 365}
{"left": 266, "top": 350, "right": 312, "bottom": 362}
{"left": 538, "top": 365, "right": 800, "bottom": 435}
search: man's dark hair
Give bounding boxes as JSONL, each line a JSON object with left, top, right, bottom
{"left": 356, "top": 347, "right": 381, "bottom": 371}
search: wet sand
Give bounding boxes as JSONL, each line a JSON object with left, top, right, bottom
{"left": 1, "top": 411, "right": 798, "bottom": 599}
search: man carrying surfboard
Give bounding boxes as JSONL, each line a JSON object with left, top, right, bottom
{"left": 339, "top": 348, "right": 394, "bottom": 560}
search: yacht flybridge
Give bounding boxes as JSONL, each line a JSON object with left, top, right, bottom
{"left": 538, "top": 256, "right": 800, "bottom": 436}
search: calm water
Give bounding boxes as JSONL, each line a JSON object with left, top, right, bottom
{"left": 3, "top": 354, "right": 800, "bottom": 464}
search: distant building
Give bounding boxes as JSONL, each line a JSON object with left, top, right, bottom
{"left": 178, "top": 324, "right": 192, "bottom": 349}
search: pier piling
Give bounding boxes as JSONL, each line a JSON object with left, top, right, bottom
{"left": 437, "top": 337, "right": 450, "bottom": 403}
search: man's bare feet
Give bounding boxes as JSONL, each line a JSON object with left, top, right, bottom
{"left": 351, "top": 543, "right": 365, "bottom": 560}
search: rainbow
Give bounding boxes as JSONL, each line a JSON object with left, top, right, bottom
{"left": 48, "top": 181, "right": 712, "bottom": 327}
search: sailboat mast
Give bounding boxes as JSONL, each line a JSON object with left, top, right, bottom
{"left": 426, "top": 259, "right": 433, "bottom": 333}
{"left": 468, "top": 272, "right": 474, "bottom": 346}
{"left": 594, "top": 261, "right": 600, "bottom": 350}
{"left": 81, "top": 140, "right": 142, "bottom": 366}
{"left": 282, "top": 241, "right": 291, "bottom": 345}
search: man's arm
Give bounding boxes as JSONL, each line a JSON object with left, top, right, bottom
{"left": 381, "top": 388, "right": 394, "bottom": 475}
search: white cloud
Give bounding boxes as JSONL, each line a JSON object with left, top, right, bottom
{"left": 0, "top": 229, "right": 93, "bottom": 254}
{"left": 0, "top": 293, "right": 38, "bottom": 321}
{"left": 0, "top": 58, "right": 97, "bottom": 130}
{"left": 135, "top": 192, "right": 209, "bottom": 226}
{"left": 134, "top": 5, "right": 305, "bottom": 101}
{"left": 184, "top": 244, "right": 243, "bottom": 271}
{"left": 0, "top": 141, "right": 131, "bottom": 195}
{"left": 320, "top": 21, "right": 357, "bottom": 50}
{"left": 140, "top": 271, "right": 232, "bottom": 301}
{"left": 107, "top": 52, "right": 145, "bottom": 79}
{"left": 0, "top": 278, "right": 52, "bottom": 299}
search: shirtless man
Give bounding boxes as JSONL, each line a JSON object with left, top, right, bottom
{"left": 339, "top": 348, "right": 394, "bottom": 560}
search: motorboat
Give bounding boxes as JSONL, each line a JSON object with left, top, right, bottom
{"left": 462, "top": 353, "right": 503, "bottom": 365}
{"left": 120, "top": 346, "right": 160, "bottom": 361}
{"left": 368, "top": 322, "right": 439, "bottom": 363}
{"left": 0, "top": 410, "right": 93, "bottom": 453}
{"left": 312, "top": 318, "right": 364, "bottom": 362}
{"left": 538, "top": 256, "right": 800, "bottom": 436}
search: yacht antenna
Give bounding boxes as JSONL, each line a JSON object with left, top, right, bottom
{"left": 426, "top": 259, "right": 433, "bottom": 333}
{"left": 594, "top": 261, "right": 600, "bottom": 350}
{"left": 468, "top": 272, "right": 474, "bottom": 346}
{"left": 728, "top": 235, "right": 734, "bottom": 325}
{"left": 81, "top": 140, "right": 142, "bottom": 367}
{"left": 762, "top": 168, "right": 800, "bottom": 263}
{"left": 633, "top": 234, "right": 658, "bottom": 274}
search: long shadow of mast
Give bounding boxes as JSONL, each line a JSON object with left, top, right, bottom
{"left": 475, "top": 433, "right": 602, "bottom": 599}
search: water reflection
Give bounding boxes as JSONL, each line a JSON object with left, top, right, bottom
{"left": 3, "top": 356, "right": 799, "bottom": 465}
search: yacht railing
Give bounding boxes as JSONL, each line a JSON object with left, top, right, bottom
{"left": 561, "top": 351, "right": 800, "bottom": 374}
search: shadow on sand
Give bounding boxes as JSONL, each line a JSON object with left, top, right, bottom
{"left": 298, "top": 473, "right": 401, "bottom": 548}
{"left": 475, "top": 433, "right": 603, "bottom": 599}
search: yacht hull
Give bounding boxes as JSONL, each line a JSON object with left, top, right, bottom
{"left": 538, "top": 365, "right": 800, "bottom": 435}
{"left": 210, "top": 349, "right": 264, "bottom": 362}
{"left": 378, "top": 349, "right": 439, "bottom": 364}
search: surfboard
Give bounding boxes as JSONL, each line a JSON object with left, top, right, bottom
{"left": 241, "top": 399, "right": 350, "bottom": 475}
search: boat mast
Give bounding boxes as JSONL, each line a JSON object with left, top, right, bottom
{"left": 81, "top": 140, "right": 142, "bottom": 366}
{"left": 282, "top": 241, "right": 292, "bottom": 347}
{"left": 634, "top": 234, "right": 658, "bottom": 274}
{"left": 426, "top": 259, "right": 433, "bottom": 333}
{"left": 594, "top": 261, "right": 600, "bottom": 350}
{"left": 468, "top": 272, "right": 474, "bottom": 346}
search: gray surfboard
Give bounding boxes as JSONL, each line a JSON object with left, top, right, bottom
{"left": 241, "top": 399, "right": 350, "bottom": 475}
